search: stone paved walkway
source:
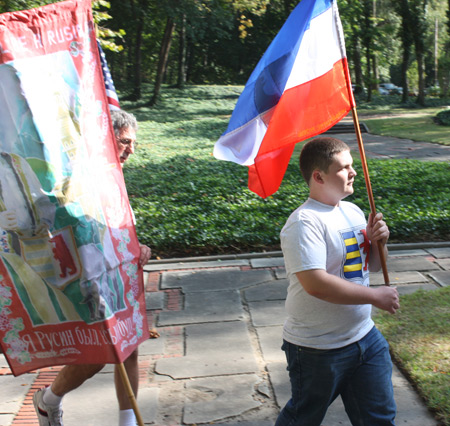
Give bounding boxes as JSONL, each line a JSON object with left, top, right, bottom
{"left": 2, "top": 244, "right": 449, "bottom": 426}
{"left": 334, "top": 114, "right": 450, "bottom": 162}
{"left": 339, "top": 132, "right": 450, "bottom": 162}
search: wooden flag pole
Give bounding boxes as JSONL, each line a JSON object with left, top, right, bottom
{"left": 117, "top": 362, "right": 145, "bottom": 426}
{"left": 350, "top": 106, "right": 390, "bottom": 286}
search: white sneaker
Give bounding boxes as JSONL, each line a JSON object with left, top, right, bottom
{"left": 33, "top": 387, "right": 64, "bottom": 426}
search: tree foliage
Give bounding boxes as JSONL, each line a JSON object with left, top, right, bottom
{"left": 0, "top": 0, "right": 449, "bottom": 104}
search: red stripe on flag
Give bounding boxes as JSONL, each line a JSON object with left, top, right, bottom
{"left": 248, "top": 58, "right": 352, "bottom": 198}
{"left": 248, "top": 144, "right": 295, "bottom": 198}
{"left": 107, "top": 96, "right": 120, "bottom": 109}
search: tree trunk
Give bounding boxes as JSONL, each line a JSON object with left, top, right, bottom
{"left": 405, "top": 0, "right": 428, "bottom": 105}
{"left": 400, "top": 44, "right": 410, "bottom": 103}
{"left": 132, "top": 12, "right": 144, "bottom": 100}
{"left": 448, "top": 0, "right": 450, "bottom": 38}
{"left": 149, "top": 17, "right": 176, "bottom": 106}
{"left": 409, "top": 1, "right": 427, "bottom": 106}
{"left": 362, "top": 0, "right": 374, "bottom": 102}
{"left": 371, "top": 54, "right": 378, "bottom": 88}
{"left": 416, "top": 52, "right": 426, "bottom": 105}
{"left": 127, "top": 0, "right": 138, "bottom": 89}
{"left": 365, "top": 49, "right": 372, "bottom": 102}
{"left": 395, "top": 0, "right": 413, "bottom": 103}
{"left": 371, "top": 0, "right": 378, "bottom": 91}
{"left": 176, "top": 13, "right": 186, "bottom": 89}
{"left": 351, "top": 37, "right": 365, "bottom": 95}
{"left": 185, "top": 36, "right": 194, "bottom": 83}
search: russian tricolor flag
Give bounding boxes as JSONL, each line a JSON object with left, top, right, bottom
{"left": 214, "top": 0, "right": 355, "bottom": 198}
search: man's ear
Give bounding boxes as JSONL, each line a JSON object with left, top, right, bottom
{"left": 312, "top": 170, "right": 324, "bottom": 184}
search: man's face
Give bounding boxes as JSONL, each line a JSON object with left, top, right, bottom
{"left": 116, "top": 126, "right": 137, "bottom": 165}
{"left": 322, "top": 150, "right": 357, "bottom": 202}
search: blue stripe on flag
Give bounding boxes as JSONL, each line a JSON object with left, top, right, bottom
{"left": 222, "top": 0, "right": 334, "bottom": 135}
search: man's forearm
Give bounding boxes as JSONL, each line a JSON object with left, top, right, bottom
{"left": 295, "top": 269, "right": 400, "bottom": 313}
{"left": 296, "top": 269, "right": 377, "bottom": 305}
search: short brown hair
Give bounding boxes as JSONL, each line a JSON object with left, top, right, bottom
{"left": 299, "top": 137, "right": 350, "bottom": 185}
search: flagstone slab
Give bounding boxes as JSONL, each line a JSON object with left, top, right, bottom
{"left": 0, "top": 414, "right": 14, "bottom": 425}
{"left": 140, "top": 333, "right": 166, "bottom": 355}
{"left": 250, "top": 257, "right": 285, "bottom": 268}
{"left": 161, "top": 269, "right": 273, "bottom": 292}
{"left": 267, "top": 361, "right": 290, "bottom": 408}
{"left": 389, "top": 249, "right": 428, "bottom": 257}
{"left": 183, "top": 374, "right": 261, "bottom": 424}
{"left": 425, "top": 246, "right": 450, "bottom": 259}
{"left": 391, "top": 365, "right": 438, "bottom": 426}
{"left": 63, "top": 371, "right": 158, "bottom": 425}
{"left": 248, "top": 300, "right": 286, "bottom": 327}
{"left": 0, "top": 374, "right": 35, "bottom": 413}
{"left": 0, "top": 354, "right": 8, "bottom": 367}
{"left": 155, "top": 321, "right": 259, "bottom": 379}
{"left": 145, "top": 291, "right": 164, "bottom": 310}
{"left": 436, "top": 258, "right": 450, "bottom": 270}
{"left": 145, "top": 259, "right": 250, "bottom": 271}
{"left": 255, "top": 326, "right": 284, "bottom": 363}
{"left": 244, "top": 279, "right": 288, "bottom": 302}
{"left": 370, "top": 271, "right": 429, "bottom": 286}
{"left": 276, "top": 268, "right": 287, "bottom": 279}
{"left": 387, "top": 257, "right": 440, "bottom": 272}
{"left": 158, "top": 290, "right": 244, "bottom": 326}
{"left": 428, "top": 270, "right": 450, "bottom": 287}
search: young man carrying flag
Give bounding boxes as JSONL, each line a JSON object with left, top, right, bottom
{"left": 213, "top": 0, "right": 398, "bottom": 424}
{"left": 275, "top": 137, "right": 399, "bottom": 425}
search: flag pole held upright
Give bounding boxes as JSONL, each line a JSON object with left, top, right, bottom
{"left": 349, "top": 106, "right": 390, "bottom": 286}
{"left": 117, "top": 362, "right": 145, "bottom": 426}
{"left": 337, "top": 9, "right": 389, "bottom": 286}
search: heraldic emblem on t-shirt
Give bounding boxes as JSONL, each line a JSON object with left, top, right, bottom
{"left": 340, "top": 228, "right": 370, "bottom": 285}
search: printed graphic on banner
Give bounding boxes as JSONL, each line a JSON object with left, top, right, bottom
{"left": 0, "top": 0, "right": 148, "bottom": 376}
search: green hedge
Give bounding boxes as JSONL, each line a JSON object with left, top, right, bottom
{"left": 435, "top": 109, "right": 450, "bottom": 126}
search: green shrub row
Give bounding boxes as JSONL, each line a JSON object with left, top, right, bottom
{"left": 435, "top": 109, "right": 450, "bottom": 126}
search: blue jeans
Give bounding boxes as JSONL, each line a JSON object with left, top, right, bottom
{"left": 275, "top": 327, "right": 396, "bottom": 426}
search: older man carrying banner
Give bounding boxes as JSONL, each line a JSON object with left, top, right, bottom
{"left": 33, "top": 110, "right": 151, "bottom": 426}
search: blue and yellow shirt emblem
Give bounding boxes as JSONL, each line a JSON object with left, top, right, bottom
{"left": 341, "top": 230, "right": 363, "bottom": 279}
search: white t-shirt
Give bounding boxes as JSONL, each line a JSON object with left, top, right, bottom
{"left": 280, "top": 198, "right": 374, "bottom": 349}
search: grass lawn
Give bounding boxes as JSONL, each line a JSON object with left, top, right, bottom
{"left": 374, "top": 287, "right": 450, "bottom": 425}
{"left": 362, "top": 108, "right": 450, "bottom": 146}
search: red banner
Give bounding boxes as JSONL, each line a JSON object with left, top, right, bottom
{"left": 0, "top": 0, "right": 149, "bottom": 376}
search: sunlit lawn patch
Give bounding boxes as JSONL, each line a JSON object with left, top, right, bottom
{"left": 364, "top": 112, "right": 450, "bottom": 146}
{"left": 374, "top": 287, "right": 450, "bottom": 425}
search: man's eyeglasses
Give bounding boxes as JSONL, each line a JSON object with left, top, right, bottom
{"left": 117, "top": 138, "right": 138, "bottom": 148}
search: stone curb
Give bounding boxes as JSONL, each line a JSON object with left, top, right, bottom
{"left": 146, "top": 241, "right": 450, "bottom": 265}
